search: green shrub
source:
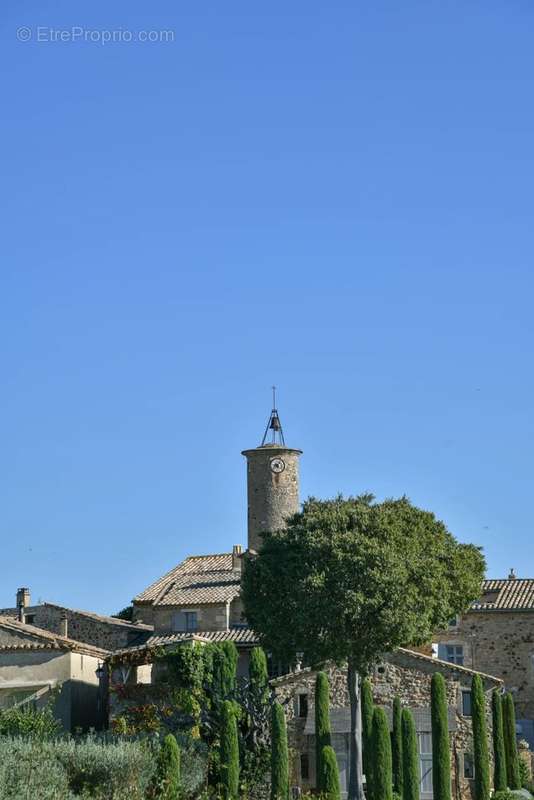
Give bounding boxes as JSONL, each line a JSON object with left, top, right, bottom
{"left": 322, "top": 745, "right": 341, "bottom": 800}
{"left": 472, "top": 674, "right": 490, "bottom": 800}
{"left": 0, "top": 735, "right": 156, "bottom": 799}
{"left": 0, "top": 704, "right": 61, "bottom": 738}
{"left": 220, "top": 700, "right": 240, "bottom": 800}
{"left": 502, "top": 693, "right": 520, "bottom": 790}
{"left": 492, "top": 791, "right": 517, "bottom": 800}
{"left": 518, "top": 758, "right": 531, "bottom": 790}
{"left": 271, "top": 702, "right": 289, "bottom": 800}
{"left": 392, "top": 697, "right": 403, "bottom": 796}
{"left": 151, "top": 734, "right": 180, "bottom": 799}
{"left": 372, "top": 707, "right": 393, "bottom": 800}
{"left": 362, "top": 677, "right": 374, "bottom": 800}
{"left": 492, "top": 690, "right": 507, "bottom": 793}
{"left": 401, "top": 708, "right": 419, "bottom": 800}
{"left": 315, "top": 671, "right": 332, "bottom": 793}
{"left": 431, "top": 673, "right": 451, "bottom": 800}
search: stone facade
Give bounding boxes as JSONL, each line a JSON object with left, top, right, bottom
{"left": 241, "top": 444, "right": 302, "bottom": 552}
{"left": 151, "top": 602, "right": 231, "bottom": 634}
{"left": 273, "top": 651, "right": 501, "bottom": 800}
{"left": 434, "top": 610, "right": 534, "bottom": 720}
{"left": 27, "top": 604, "right": 152, "bottom": 652}
{"left": 0, "top": 617, "right": 108, "bottom": 731}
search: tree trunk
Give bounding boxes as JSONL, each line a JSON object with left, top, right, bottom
{"left": 348, "top": 661, "right": 366, "bottom": 800}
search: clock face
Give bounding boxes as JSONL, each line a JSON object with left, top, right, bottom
{"left": 270, "top": 457, "right": 285, "bottom": 474}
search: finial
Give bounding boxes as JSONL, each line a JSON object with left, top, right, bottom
{"left": 261, "top": 386, "right": 286, "bottom": 446}
{"left": 508, "top": 568, "right": 517, "bottom": 580}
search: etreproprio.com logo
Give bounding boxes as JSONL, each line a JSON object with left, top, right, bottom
{"left": 17, "top": 26, "right": 175, "bottom": 44}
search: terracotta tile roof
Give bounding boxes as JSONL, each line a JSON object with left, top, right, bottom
{"left": 0, "top": 643, "right": 59, "bottom": 651}
{"left": 134, "top": 553, "right": 241, "bottom": 606}
{"left": 109, "top": 627, "right": 258, "bottom": 661}
{"left": 0, "top": 616, "right": 109, "bottom": 658}
{"left": 471, "top": 579, "right": 534, "bottom": 611}
{"left": 146, "top": 628, "right": 258, "bottom": 646}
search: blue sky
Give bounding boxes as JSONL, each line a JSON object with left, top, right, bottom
{"left": 1, "top": 1, "right": 533, "bottom": 614}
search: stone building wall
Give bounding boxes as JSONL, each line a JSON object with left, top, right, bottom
{"left": 151, "top": 603, "right": 229, "bottom": 633}
{"left": 28, "top": 605, "right": 151, "bottom": 652}
{"left": 435, "top": 611, "right": 534, "bottom": 718}
{"left": 273, "top": 651, "right": 500, "bottom": 800}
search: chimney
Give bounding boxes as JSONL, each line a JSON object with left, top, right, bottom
{"left": 16, "top": 588, "right": 30, "bottom": 623}
{"left": 59, "top": 611, "right": 68, "bottom": 638}
{"left": 232, "top": 544, "right": 243, "bottom": 571}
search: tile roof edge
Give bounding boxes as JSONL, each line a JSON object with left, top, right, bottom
{"left": 42, "top": 602, "right": 153, "bottom": 630}
{"left": 270, "top": 650, "right": 503, "bottom": 687}
{"left": 0, "top": 615, "right": 109, "bottom": 658}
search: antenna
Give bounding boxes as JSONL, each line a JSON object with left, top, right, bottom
{"left": 261, "top": 386, "right": 286, "bottom": 446}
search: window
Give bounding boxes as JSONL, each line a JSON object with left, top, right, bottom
{"left": 462, "top": 690, "right": 472, "bottom": 717}
{"left": 172, "top": 611, "right": 199, "bottom": 632}
{"left": 463, "top": 753, "right": 475, "bottom": 779}
{"left": 25, "top": 614, "right": 35, "bottom": 624}
{"left": 185, "top": 612, "right": 198, "bottom": 632}
{"left": 417, "top": 732, "right": 433, "bottom": 797}
{"left": 300, "top": 753, "right": 310, "bottom": 780}
{"left": 298, "top": 693, "right": 308, "bottom": 718}
{"left": 445, "top": 644, "right": 464, "bottom": 666}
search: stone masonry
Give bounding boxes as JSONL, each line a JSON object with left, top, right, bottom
{"left": 435, "top": 610, "right": 534, "bottom": 719}
{"left": 273, "top": 650, "right": 501, "bottom": 800}
{"left": 241, "top": 443, "right": 302, "bottom": 552}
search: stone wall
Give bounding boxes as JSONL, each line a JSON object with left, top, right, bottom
{"left": 242, "top": 445, "right": 301, "bottom": 552}
{"left": 435, "top": 610, "right": 534, "bottom": 718}
{"left": 273, "top": 651, "right": 500, "bottom": 800}
{"left": 28, "top": 605, "right": 152, "bottom": 652}
{"left": 151, "top": 603, "right": 228, "bottom": 633}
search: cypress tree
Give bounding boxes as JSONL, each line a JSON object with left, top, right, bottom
{"left": 315, "top": 671, "right": 332, "bottom": 793}
{"left": 401, "top": 709, "right": 419, "bottom": 800}
{"left": 502, "top": 692, "right": 521, "bottom": 789}
{"left": 322, "top": 745, "right": 341, "bottom": 800}
{"left": 362, "top": 678, "right": 375, "bottom": 800}
{"left": 214, "top": 642, "right": 239, "bottom": 698}
{"left": 392, "top": 697, "right": 403, "bottom": 796}
{"left": 372, "top": 706, "right": 393, "bottom": 800}
{"left": 471, "top": 674, "right": 490, "bottom": 800}
{"left": 249, "top": 647, "right": 269, "bottom": 700}
{"left": 220, "top": 700, "right": 240, "bottom": 800}
{"left": 430, "top": 673, "right": 451, "bottom": 800}
{"left": 491, "top": 690, "right": 507, "bottom": 792}
{"left": 154, "top": 734, "right": 181, "bottom": 800}
{"left": 271, "top": 702, "right": 289, "bottom": 800}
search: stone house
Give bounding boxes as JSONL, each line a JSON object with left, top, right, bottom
{"left": 128, "top": 411, "right": 303, "bottom": 670}
{"left": 0, "top": 615, "right": 109, "bottom": 731}
{"left": 433, "top": 574, "right": 534, "bottom": 746}
{"left": 273, "top": 649, "right": 502, "bottom": 800}
{"left": 133, "top": 550, "right": 246, "bottom": 634}
{"left": 1, "top": 588, "right": 153, "bottom": 652}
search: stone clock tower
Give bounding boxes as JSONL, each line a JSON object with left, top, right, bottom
{"left": 242, "top": 395, "right": 302, "bottom": 552}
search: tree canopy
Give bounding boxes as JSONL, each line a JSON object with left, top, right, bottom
{"left": 242, "top": 494, "right": 485, "bottom": 674}
{"left": 242, "top": 493, "right": 485, "bottom": 800}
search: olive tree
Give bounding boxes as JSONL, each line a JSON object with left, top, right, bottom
{"left": 241, "top": 494, "right": 485, "bottom": 800}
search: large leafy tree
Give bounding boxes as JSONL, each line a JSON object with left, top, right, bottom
{"left": 241, "top": 494, "right": 485, "bottom": 800}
